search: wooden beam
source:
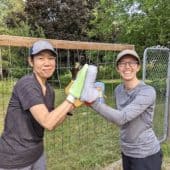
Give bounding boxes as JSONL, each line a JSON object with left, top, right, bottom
{"left": 0, "top": 35, "right": 134, "bottom": 51}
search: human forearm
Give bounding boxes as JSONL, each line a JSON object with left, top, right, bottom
{"left": 47, "top": 100, "right": 74, "bottom": 130}
{"left": 30, "top": 100, "right": 74, "bottom": 131}
{"left": 91, "top": 102, "right": 124, "bottom": 126}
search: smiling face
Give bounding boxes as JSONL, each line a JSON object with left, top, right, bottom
{"left": 29, "top": 50, "right": 56, "bottom": 83}
{"left": 116, "top": 55, "right": 141, "bottom": 82}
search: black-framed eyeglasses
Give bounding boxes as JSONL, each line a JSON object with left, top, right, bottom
{"left": 117, "top": 61, "right": 139, "bottom": 67}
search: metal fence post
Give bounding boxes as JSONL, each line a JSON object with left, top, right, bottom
{"left": 167, "top": 49, "right": 170, "bottom": 141}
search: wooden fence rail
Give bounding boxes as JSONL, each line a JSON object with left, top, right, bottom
{"left": 0, "top": 35, "right": 134, "bottom": 51}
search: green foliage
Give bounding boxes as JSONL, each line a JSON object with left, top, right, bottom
{"left": 10, "top": 67, "right": 28, "bottom": 79}
{"left": 0, "top": 0, "right": 46, "bottom": 79}
{"left": 0, "top": 0, "right": 25, "bottom": 25}
{"left": 57, "top": 72, "right": 72, "bottom": 87}
{"left": 0, "top": 0, "right": 45, "bottom": 79}
{"left": 24, "top": 0, "right": 99, "bottom": 40}
{"left": 0, "top": 21, "right": 45, "bottom": 37}
{"left": 88, "top": 0, "right": 122, "bottom": 42}
{"left": 117, "top": 0, "right": 170, "bottom": 51}
{"left": 89, "top": 0, "right": 170, "bottom": 53}
{"left": 0, "top": 1, "right": 169, "bottom": 168}
{"left": 0, "top": 80, "right": 15, "bottom": 94}
{"left": 0, "top": 0, "right": 45, "bottom": 37}
{"left": 98, "top": 65, "right": 118, "bottom": 79}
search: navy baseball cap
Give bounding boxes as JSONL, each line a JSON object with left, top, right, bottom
{"left": 30, "top": 40, "right": 57, "bottom": 56}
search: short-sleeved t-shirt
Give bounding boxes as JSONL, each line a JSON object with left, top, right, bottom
{"left": 0, "top": 73, "right": 55, "bottom": 168}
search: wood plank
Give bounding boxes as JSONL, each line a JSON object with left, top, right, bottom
{"left": 0, "top": 35, "right": 135, "bottom": 51}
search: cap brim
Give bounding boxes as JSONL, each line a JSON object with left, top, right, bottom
{"left": 31, "top": 49, "right": 57, "bottom": 56}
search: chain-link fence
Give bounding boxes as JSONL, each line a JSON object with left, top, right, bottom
{"left": 142, "top": 46, "right": 170, "bottom": 142}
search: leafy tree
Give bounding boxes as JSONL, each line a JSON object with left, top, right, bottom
{"left": 0, "top": 0, "right": 45, "bottom": 79}
{"left": 24, "top": 0, "right": 99, "bottom": 41}
{"left": 0, "top": 0, "right": 25, "bottom": 31}
{"left": 89, "top": 0, "right": 170, "bottom": 53}
{"left": 0, "top": 0, "right": 44, "bottom": 37}
{"left": 88, "top": 0, "right": 125, "bottom": 42}
{"left": 118, "top": 0, "right": 170, "bottom": 52}
{"left": 24, "top": 0, "right": 100, "bottom": 82}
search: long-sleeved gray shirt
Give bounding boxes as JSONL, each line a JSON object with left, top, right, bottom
{"left": 92, "top": 81, "right": 160, "bottom": 158}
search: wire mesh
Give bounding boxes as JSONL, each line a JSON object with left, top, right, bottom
{"left": 142, "top": 46, "right": 170, "bottom": 142}
{"left": 0, "top": 45, "right": 120, "bottom": 170}
{"left": 0, "top": 40, "right": 169, "bottom": 169}
{"left": 46, "top": 49, "right": 120, "bottom": 169}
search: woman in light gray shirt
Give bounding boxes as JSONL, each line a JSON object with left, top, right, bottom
{"left": 90, "top": 49, "right": 163, "bottom": 170}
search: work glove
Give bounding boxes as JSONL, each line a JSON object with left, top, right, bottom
{"left": 80, "top": 65, "right": 99, "bottom": 104}
{"left": 66, "top": 64, "right": 88, "bottom": 104}
{"left": 65, "top": 80, "right": 84, "bottom": 107}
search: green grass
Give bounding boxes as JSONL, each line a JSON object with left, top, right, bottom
{"left": 162, "top": 141, "right": 170, "bottom": 157}
{"left": 0, "top": 80, "right": 16, "bottom": 132}
{"left": 154, "top": 102, "right": 166, "bottom": 139}
{"left": 161, "top": 141, "right": 170, "bottom": 170}
{"left": 45, "top": 88, "right": 121, "bottom": 169}
{"left": 0, "top": 80, "right": 170, "bottom": 170}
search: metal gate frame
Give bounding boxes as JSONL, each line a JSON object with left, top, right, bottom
{"left": 142, "top": 46, "right": 170, "bottom": 142}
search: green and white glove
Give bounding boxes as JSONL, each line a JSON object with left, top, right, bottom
{"left": 66, "top": 64, "right": 88, "bottom": 104}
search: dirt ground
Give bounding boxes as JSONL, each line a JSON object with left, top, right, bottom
{"left": 162, "top": 158, "right": 170, "bottom": 170}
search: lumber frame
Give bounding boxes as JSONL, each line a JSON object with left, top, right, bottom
{"left": 0, "top": 35, "right": 134, "bottom": 51}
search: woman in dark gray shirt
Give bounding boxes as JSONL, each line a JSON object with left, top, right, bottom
{"left": 0, "top": 40, "right": 88, "bottom": 170}
{"left": 88, "top": 49, "right": 162, "bottom": 170}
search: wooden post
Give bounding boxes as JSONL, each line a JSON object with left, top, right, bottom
{"left": 0, "top": 49, "right": 2, "bottom": 79}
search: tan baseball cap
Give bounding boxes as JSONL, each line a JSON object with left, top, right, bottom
{"left": 116, "top": 49, "right": 140, "bottom": 66}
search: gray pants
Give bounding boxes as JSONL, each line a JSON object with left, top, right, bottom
{"left": 0, "top": 153, "right": 46, "bottom": 170}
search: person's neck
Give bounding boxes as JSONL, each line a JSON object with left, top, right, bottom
{"left": 34, "top": 73, "right": 47, "bottom": 95}
{"left": 124, "top": 78, "right": 140, "bottom": 91}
